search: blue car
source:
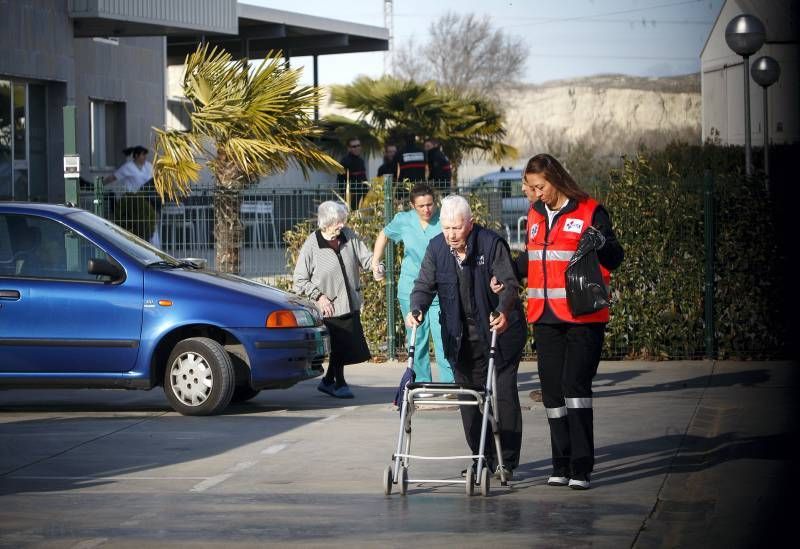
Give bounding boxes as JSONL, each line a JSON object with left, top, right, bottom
{"left": 0, "top": 203, "right": 328, "bottom": 415}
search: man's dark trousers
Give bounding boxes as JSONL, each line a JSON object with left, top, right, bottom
{"left": 454, "top": 326, "right": 523, "bottom": 470}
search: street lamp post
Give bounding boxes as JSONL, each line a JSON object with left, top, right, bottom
{"left": 725, "top": 14, "right": 766, "bottom": 176}
{"left": 751, "top": 56, "right": 781, "bottom": 186}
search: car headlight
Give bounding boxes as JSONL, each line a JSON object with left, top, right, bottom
{"left": 266, "top": 309, "right": 316, "bottom": 328}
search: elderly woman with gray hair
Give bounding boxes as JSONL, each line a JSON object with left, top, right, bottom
{"left": 293, "top": 201, "right": 373, "bottom": 398}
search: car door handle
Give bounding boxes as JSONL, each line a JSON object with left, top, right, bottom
{"left": 0, "top": 290, "right": 21, "bottom": 300}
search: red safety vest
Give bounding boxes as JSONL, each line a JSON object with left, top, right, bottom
{"left": 526, "top": 198, "right": 611, "bottom": 323}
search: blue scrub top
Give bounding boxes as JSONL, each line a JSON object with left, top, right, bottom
{"left": 384, "top": 209, "right": 442, "bottom": 300}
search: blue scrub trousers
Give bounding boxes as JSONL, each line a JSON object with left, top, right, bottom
{"left": 398, "top": 294, "right": 454, "bottom": 383}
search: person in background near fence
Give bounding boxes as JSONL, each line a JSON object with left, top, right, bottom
{"left": 497, "top": 153, "right": 624, "bottom": 490}
{"left": 407, "top": 194, "right": 526, "bottom": 480}
{"left": 372, "top": 183, "right": 454, "bottom": 383}
{"left": 293, "top": 201, "right": 373, "bottom": 399}
{"left": 103, "top": 146, "right": 159, "bottom": 246}
{"left": 377, "top": 143, "right": 398, "bottom": 178}
{"left": 396, "top": 134, "right": 427, "bottom": 182}
{"left": 424, "top": 138, "right": 452, "bottom": 191}
{"left": 337, "top": 138, "right": 368, "bottom": 212}
{"left": 103, "top": 146, "right": 153, "bottom": 194}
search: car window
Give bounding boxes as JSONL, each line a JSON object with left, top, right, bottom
{"left": 67, "top": 210, "right": 173, "bottom": 265}
{"left": 0, "top": 213, "right": 115, "bottom": 281}
{"left": 0, "top": 215, "right": 14, "bottom": 276}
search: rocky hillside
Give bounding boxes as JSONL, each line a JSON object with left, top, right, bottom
{"left": 461, "top": 73, "right": 702, "bottom": 178}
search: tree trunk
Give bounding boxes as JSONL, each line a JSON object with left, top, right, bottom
{"left": 214, "top": 186, "right": 242, "bottom": 274}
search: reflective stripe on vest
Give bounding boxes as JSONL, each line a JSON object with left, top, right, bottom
{"left": 526, "top": 198, "right": 611, "bottom": 323}
{"left": 528, "top": 249, "right": 575, "bottom": 262}
{"left": 528, "top": 287, "right": 567, "bottom": 299}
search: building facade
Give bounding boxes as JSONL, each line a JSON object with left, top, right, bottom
{"left": 0, "top": 0, "right": 387, "bottom": 203}
{"left": 700, "top": 0, "right": 799, "bottom": 146}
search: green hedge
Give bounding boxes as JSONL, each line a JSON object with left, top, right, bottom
{"left": 603, "top": 148, "right": 786, "bottom": 359}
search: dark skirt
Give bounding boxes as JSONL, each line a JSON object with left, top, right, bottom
{"left": 324, "top": 311, "right": 372, "bottom": 365}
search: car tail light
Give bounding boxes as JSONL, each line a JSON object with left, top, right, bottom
{"left": 266, "top": 309, "right": 315, "bottom": 328}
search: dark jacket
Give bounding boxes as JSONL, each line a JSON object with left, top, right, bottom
{"left": 411, "top": 224, "right": 527, "bottom": 367}
{"left": 337, "top": 153, "right": 368, "bottom": 211}
{"left": 336, "top": 153, "right": 367, "bottom": 183}
{"left": 397, "top": 144, "right": 427, "bottom": 182}
{"left": 377, "top": 158, "right": 397, "bottom": 178}
{"left": 427, "top": 146, "right": 452, "bottom": 188}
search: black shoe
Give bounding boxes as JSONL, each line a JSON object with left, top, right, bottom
{"left": 569, "top": 472, "right": 591, "bottom": 490}
{"left": 547, "top": 467, "right": 570, "bottom": 486}
{"left": 460, "top": 463, "right": 477, "bottom": 478}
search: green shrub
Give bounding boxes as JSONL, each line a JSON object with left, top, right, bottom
{"left": 603, "top": 147, "right": 786, "bottom": 359}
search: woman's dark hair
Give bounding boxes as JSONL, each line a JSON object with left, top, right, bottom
{"left": 122, "top": 146, "right": 149, "bottom": 157}
{"left": 409, "top": 183, "right": 435, "bottom": 204}
{"left": 524, "top": 153, "right": 589, "bottom": 201}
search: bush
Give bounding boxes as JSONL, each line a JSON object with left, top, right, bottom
{"left": 603, "top": 146, "right": 786, "bottom": 359}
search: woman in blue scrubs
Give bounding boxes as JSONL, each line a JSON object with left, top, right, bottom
{"left": 372, "top": 183, "right": 454, "bottom": 382}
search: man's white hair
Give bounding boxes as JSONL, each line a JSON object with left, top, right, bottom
{"left": 439, "top": 194, "right": 472, "bottom": 223}
{"left": 317, "top": 200, "right": 348, "bottom": 229}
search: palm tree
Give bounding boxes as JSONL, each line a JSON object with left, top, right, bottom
{"left": 153, "top": 44, "right": 341, "bottom": 273}
{"left": 325, "top": 76, "right": 516, "bottom": 183}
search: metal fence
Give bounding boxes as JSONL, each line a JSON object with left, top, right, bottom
{"left": 78, "top": 172, "right": 786, "bottom": 361}
{"left": 79, "top": 177, "right": 508, "bottom": 279}
{"left": 80, "top": 178, "right": 345, "bottom": 280}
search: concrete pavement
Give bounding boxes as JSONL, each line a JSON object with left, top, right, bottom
{"left": 0, "top": 359, "right": 796, "bottom": 548}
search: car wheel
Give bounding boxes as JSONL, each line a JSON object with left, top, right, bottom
{"left": 231, "top": 386, "right": 261, "bottom": 403}
{"left": 164, "top": 337, "right": 234, "bottom": 416}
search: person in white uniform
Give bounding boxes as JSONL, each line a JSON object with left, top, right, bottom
{"left": 104, "top": 146, "right": 159, "bottom": 245}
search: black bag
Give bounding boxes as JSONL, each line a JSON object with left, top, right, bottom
{"left": 565, "top": 227, "right": 611, "bottom": 316}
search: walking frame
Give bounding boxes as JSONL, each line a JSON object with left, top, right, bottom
{"left": 383, "top": 312, "right": 508, "bottom": 497}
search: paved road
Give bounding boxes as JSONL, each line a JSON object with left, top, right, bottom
{"left": 0, "top": 360, "right": 795, "bottom": 548}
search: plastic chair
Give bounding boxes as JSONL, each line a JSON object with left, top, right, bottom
{"left": 241, "top": 201, "right": 277, "bottom": 249}
{"left": 185, "top": 204, "right": 212, "bottom": 253}
{"left": 160, "top": 204, "right": 195, "bottom": 256}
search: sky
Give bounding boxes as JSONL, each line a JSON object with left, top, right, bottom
{"left": 245, "top": 0, "right": 726, "bottom": 86}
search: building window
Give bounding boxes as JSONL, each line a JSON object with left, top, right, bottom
{"left": 0, "top": 80, "right": 11, "bottom": 201}
{"left": 90, "top": 100, "right": 125, "bottom": 169}
{"left": 0, "top": 79, "right": 46, "bottom": 202}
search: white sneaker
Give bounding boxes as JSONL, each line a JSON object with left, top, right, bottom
{"left": 568, "top": 473, "right": 590, "bottom": 490}
{"left": 547, "top": 468, "right": 569, "bottom": 486}
{"left": 547, "top": 475, "right": 569, "bottom": 486}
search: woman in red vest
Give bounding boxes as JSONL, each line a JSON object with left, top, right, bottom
{"left": 521, "top": 153, "right": 623, "bottom": 490}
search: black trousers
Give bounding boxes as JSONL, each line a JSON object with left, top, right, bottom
{"left": 535, "top": 322, "right": 605, "bottom": 475}
{"left": 454, "top": 333, "right": 523, "bottom": 470}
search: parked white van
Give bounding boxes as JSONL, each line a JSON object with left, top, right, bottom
{"left": 464, "top": 168, "right": 528, "bottom": 249}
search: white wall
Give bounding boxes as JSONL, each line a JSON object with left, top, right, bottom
{"left": 701, "top": 0, "right": 799, "bottom": 145}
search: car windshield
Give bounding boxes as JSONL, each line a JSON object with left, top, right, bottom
{"left": 67, "top": 210, "right": 177, "bottom": 265}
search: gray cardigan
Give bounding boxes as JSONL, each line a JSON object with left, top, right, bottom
{"left": 292, "top": 227, "right": 373, "bottom": 316}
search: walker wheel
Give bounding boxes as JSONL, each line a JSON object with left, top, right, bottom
{"left": 465, "top": 467, "right": 475, "bottom": 496}
{"left": 399, "top": 466, "right": 409, "bottom": 496}
{"left": 480, "top": 466, "right": 491, "bottom": 496}
{"left": 383, "top": 465, "right": 393, "bottom": 496}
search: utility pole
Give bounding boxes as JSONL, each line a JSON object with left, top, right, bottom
{"left": 384, "top": 0, "right": 393, "bottom": 75}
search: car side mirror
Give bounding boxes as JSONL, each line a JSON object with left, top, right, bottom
{"left": 88, "top": 258, "right": 124, "bottom": 282}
